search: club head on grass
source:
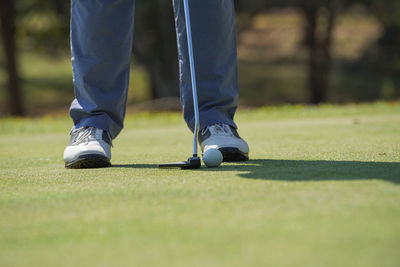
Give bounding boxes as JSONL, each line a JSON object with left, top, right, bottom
{"left": 158, "top": 156, "right": 201, "bottom": 170}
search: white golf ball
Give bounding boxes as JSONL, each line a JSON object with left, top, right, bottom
{"left": 203, "top": 148, "right": 223, "bottom": 168}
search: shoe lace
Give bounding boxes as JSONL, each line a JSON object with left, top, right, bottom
{"left": 71, "top": 127, "right": 100, "bottom": 145}
{"left": 201, "top": 123, "right": 233, "bottom": 137}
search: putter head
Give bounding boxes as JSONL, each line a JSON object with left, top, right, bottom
{"left": 159, "top": 156, "right": 201, "bottom": 169}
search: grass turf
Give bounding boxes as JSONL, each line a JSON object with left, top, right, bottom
{"left": 0, "top": 102, "right": 400, "bottom": 266}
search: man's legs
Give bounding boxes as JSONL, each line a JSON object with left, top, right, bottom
{"left": 70, "top": 0, "right": 135, "bottom": 139}
{"left": 64, "top": 0, "right": 135, "bottom": 168}
{"left": 172, "top": 0, "right": 249, "bottom": 161}
{"left": 172, "top": 0, "right": 239, "bottom": 131}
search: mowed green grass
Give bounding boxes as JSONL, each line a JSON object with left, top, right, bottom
{"left": 0, "top": 103, "right": 400, "bottom": 267}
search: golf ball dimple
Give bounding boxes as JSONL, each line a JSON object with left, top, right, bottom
{"left": 203, "top": 148, "right": 223, "bottom": 168}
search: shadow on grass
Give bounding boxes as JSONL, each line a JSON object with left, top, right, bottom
{"left": 219, "top": 159, "right": 400, "bottom": 184}
{"left": 113, "top": 159, "right": 400, "bottom": 184}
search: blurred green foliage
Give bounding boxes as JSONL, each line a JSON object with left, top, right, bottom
{"left": 14, "top": 0, "right": 69, "bottom": 52}
{"left": 0, "top": 0, "right": 399, "bottom": 115}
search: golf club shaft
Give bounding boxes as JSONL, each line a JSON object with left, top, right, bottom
{"left": 183, "top": 0, "right": 200, "bottom": 157}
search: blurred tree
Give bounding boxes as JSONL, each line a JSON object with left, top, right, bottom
{"left": 235, "top": 0, "right": 342, "bottom": 103}
{"left": 0, "top": 0, "right": 23, "bottom": 115}
{"left": 133, "top": 0, "right": 179, "bottom": 99}
{"left": 0, "top": 0, "right": 69, "bottom": 115}
{"left": 357, "top": 0, "right": 400, "bottom": 98}
{"left": 299, "top": 0, "right": 343, "bottom": 104}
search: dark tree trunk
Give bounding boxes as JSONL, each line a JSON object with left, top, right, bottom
{"left": 0, "top": 0, "right": 24, "bottom": 115}
{"left": 302, "top": 4, "right": 336, "bottom": 104}
{"left": 133, "top": 0, "right": 179, "bottom": 99}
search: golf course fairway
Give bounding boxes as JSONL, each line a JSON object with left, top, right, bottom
{"left": 1, "top": 102, "right": 399, "bottom": 266}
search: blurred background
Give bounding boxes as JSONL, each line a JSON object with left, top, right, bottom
{"left": 0, "top": 0, "right": 399, "bottom": 116}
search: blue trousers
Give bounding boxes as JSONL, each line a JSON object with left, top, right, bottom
{"left": 70, "top": 0, "right": 239, "bottom": 138}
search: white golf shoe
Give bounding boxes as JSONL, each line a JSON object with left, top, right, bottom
{"left": 199, "top": 123, "right": 249, "bottom": 162}
{"left": 63, "top": 127, "right": 112, "bottom": 168}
